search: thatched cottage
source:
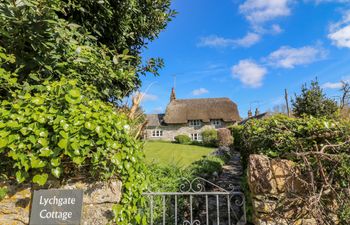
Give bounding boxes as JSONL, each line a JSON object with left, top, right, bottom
{"left": 144, "top": 88, "right": 241, "bottom": 141}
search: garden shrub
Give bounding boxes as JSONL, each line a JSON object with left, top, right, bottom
{"left": 217, "top": 128, "right": 233, "bottom": 147}
{"left": 231, "top": 114, "right": 350, "bottom": 224}
{"left": 174, "top": 134, "right": 191, "bottom": 144}
{"left": 0, "top": 78, "right": 147, "bottom": 224}
{"left": 188, "top": 154, "right": 229, "bottom": 178}
{"left": 236, "top": 114, "right": 350, "bottom": 163}
{"left": 230, "top": 125, "right": 244, "bottom": 150}
{"left": 201, "top": 129, "right": 218, "bottom": 147}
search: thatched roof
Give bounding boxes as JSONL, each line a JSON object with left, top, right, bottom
{"left": 163, "top": 98, "right": 240, "bottom": 124}
{"left": 146, "top": 114, "right": 165, "bottom": 127}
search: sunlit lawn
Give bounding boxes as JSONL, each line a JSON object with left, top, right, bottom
{"left": 144, "top": 141, "right": 215, "bottom": 167}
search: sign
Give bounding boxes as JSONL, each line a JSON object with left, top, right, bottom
{"left": 29, "top": 189, "right": 83, "bottom": 225}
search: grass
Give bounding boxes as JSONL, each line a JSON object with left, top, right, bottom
{"left": 144, "top": 141, "right": 215, "bottom": 167}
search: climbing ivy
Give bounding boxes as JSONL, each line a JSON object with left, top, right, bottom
{"left": 0, "top": 76, "right": 148, "bottom": 224}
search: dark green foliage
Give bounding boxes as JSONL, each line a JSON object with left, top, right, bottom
{"left": 61, "top": 0, "right": 176, "bottom": 53}
{"left": 0, "top": 0, "right": 175, "bottom": 101}
{"left": 231, "top": 125, "right": 244, "bottom": 150}
{"left": 174, "top": 134, "right": 191, "bottom": 144}
{"left": 201, "top": 129, "right": 218, "bottom": 147}
{"left": 292, "top": 79, "right": 338, "bottom": 118}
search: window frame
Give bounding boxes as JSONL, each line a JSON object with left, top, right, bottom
{"left": 191, "top": 133, "right": 202, "bottom": 141}
{"left": 211, "top": 119, "right": 222, "bottom": 127}
{"left": 151, "top": 129, "right": 163, "bottom": 137}
{"left": 189, "top": 120, "right": 201, "bottom": 127}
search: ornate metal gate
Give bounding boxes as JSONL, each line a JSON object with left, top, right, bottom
{"left": 143, "top": 177, "right": 246, "bottom": 225}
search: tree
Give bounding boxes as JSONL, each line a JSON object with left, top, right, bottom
{"left": 340, "top": 80, "right": 350, "bottom": 109}
{"left": 0, "top": 0, "right": 175, "bottom": 101}
{"left": 292, "top": 79, "right": 338, "bottom": 118}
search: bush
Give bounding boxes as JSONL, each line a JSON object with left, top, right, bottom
{"left": 201, "top": 129, "right": 218, "bottom": 147}
{"left": 174, "top": 134, "right": 191, "bottom": 144}
{"left": 188, "top": 155, "right": 228, "bottom": 178}
{"left": 217, "top": 128, "right": 233, "bottom": 147}
{"left": 233, "top": 114, "right": 350, "bottom": 223}
{"left": 0, "top": 78, "right": 147, "bottom": 224}
{"left": 230, "top": 125, "right": 244, "bottom": 150}
{"left": 237, "top": 115, "right": 350, "bottom": 162}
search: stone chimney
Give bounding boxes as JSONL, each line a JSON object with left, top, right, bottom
{"left": 170, "top": 87, "right": 176, "bottom": 102}
{"left": 248, "top": 109, "right": 252, "bottom": 118}
{"left": 255, "top": 108, "right": 260, "bottom": 116}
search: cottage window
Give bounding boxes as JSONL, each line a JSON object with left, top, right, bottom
{"left": 152, "top": 130, "right": 163, "bottom": 137}
{"left": 211, "top": 119, "right": 222, "bottom": 127}
{"left": 191, "top": 133, "right": 202, "bottom": 141}
{"left": 189, "top": 120, "right": 201, "bottom": 127}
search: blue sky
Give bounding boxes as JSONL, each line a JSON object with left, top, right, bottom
{"left": 140, "top": 0, "right": 350, "bottom": 118}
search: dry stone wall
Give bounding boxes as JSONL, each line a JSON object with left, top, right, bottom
{"left": 247, "top": 154, "right": 317, "bottom": 225}
{"left": 0, "top": 179, "right": 122, "bottom": 225}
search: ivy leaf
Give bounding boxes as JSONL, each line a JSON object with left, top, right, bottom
{"left": 58, "top": 139, "right": 68, "bottom": 150}
{"left": 51, "top": 158, "right": 61, "bottom": 167}
{"left": 38, "top": 138, "right": 48, "bottom": 147}
{"left": 65, "top": 94, "right": 80, "bottom": 104}
{"left": 51, "top": 167, "right": 62, "bottom": 178}
{"left": 0, "top": 138, "right": 8, "bottom": 148}
{"left": 16, "top": 171, "right": 28, "bottom": 183}
{"left": 69, "top": 89, "right": 81, "bottom": 98}
{"left": 29, "top": 73, "right": 40, "bottom": 82}
{"left": 32, "top": 97, "right": 44, "bottom": 105}
{"left": 135, "top": 214, "right": 141, "bottom": 223}
{"left": 33, "top": 173, "right": 48, "bottom": 186}
{"left": 84, "top": 122, "right": 94, "bottom": 130}
{"left": 39, "top": 147, "right": 53, "bottom": 157}
{"left": 72, "top": 157, "right": 85, "bottom": 165}
{"left": 30, "top": 156, "right": 46, "bottom": 168}
{"left": 71, "top": 142, "right": 80, "bottom": 151}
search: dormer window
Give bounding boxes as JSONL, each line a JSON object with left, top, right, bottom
{"left": 189, "top": 120, "right": 201, "bottom": 127}
{"left": 211, "top": 119, "right": 222, "bottom": 127}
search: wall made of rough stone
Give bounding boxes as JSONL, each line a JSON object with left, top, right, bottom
{"left": 247, "top": 154, "right": 316, "bottom": 225}
{"left": 0, "top": 179, "right": 122, "bottom": 225}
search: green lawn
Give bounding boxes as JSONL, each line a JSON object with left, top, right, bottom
{"left": 144, "top": 141, "right": 215, "bottom": 167}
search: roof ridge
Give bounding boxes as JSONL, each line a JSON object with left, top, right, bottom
{"left": 175, "top": 97, "right": 230, "bottom": 101}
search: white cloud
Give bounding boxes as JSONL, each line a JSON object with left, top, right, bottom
{"left": 308, "top": 0, "right": 350, "bottom": 4}
{"left": 140, "top": 92, "right": 158, "bottom": 102}
{"left": 198, "top": 35, "right": 235, "bottom": 48}
{"left": 322, "top": 82, "right": 343, "bottom": 89}
{"left": 239, "top": 0, "right": 292, "bottom": 25}
{"left": 192, "top": 88, "right": 209, "bottom": 96}
{"left": 231, "top": 60, "right": 267, "bottom": 88}
{"left": 271, "top": 24, "right": 283, "bottom": 34}
{"left": 328, "top": 11, "right": 350, "bottom": 48}
{"left": 266, "top": 45, "right": 327, "bottom": 68}
{"left": 198, "top": 32, "right": 260, "bottom": 48}
{"left": 234, "top": 32, "right": 261, "bottom": 47}
{"left": 329, "top": 26, "right": 350, "bottom": 48}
